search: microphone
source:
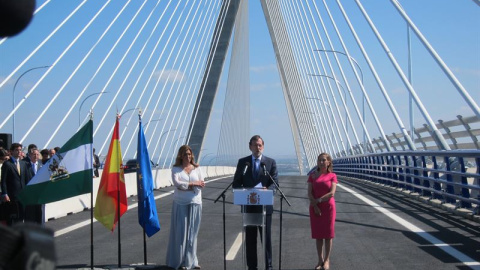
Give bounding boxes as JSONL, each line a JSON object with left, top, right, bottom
{"left": 242, "top": 162, "right": 250, "bottom": 176}
{"left": 261, "top": 162, "right": 267, "bottom": 176}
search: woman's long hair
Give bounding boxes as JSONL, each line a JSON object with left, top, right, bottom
{"left": 173, "top": 145, "right": 198, "bottom": 168}
{"left": 317, "top": 152, "right": 333, "bottom": 173}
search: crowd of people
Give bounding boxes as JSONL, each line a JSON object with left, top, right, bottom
{"left": 0, "top": 143, "right": 59, "bottom": 226}
{"left": 1, "top": 137, "right": 339, "bottom": 270}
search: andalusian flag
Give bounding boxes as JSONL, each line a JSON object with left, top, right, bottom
{"left": 137, "top": 118, "right": 160, "bottom": 237}
{"left": 18, "top": 120, "right": 93, "bottom": 205}
{"left": 94, "top": 116, "right": 128, "bottom": 231}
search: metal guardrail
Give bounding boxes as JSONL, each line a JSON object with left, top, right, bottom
{"left": 352, "top": 115, "right": 480, "bottom": 154}
{"left": 333, "top": 150, "right": 480, "bottom": 215}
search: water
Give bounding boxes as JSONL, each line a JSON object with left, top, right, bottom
{"left": 275, "top": 156, "right": 301, "bottom": 176}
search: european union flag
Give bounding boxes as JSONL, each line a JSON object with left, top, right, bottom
{"left": 137, "top": 120, "right": 160, "bottom": 237}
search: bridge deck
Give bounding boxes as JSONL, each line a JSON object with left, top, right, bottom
{"left": 49, "top": 175, "right": 480, "bottom": 270}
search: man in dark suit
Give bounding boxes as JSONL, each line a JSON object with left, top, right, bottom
{"left": 24, "top": 147, "right": 43, "bottom": 224}
{"left": 1, "top": 143, "right": 29, "bottom": 225}
{"left": 233, "top": 135, "right": 278, "bottom": 270}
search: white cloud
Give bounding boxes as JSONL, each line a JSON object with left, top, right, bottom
{"left": 390, "top": 86, "right": 405, "bottom": 94}
{"left": 250, "top": 82, "right": 281, "bottom": 92}
{"left": 451, "top": 67, "right": 480, "bottom": 76}
{"left": 250, "top": 64, "right": 277, "bottom": 73}
{"left": 153, "top": 69, "right": 185, "bottom": 83}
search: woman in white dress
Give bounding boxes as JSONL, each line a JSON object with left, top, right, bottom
{"left": 166, "top": 145, "right": 205, "bottom": 270}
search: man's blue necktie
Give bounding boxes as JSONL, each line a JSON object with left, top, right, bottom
{"left": 254, "top": 158, "right": 259, "bottom": 179}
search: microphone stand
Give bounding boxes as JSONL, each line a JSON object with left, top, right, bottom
{"left": 214, "top": 180, "right": 234, "bottom": 270}
{"left": 265, "top": 170, "right": 291, "bottom": 270}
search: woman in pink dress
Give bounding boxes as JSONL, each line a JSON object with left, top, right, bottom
{"left": 308, "top": 153, "right": 337, "bottom": 270}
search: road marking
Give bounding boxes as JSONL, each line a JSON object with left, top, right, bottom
{"left": 54, "top": 176, "right": 228, "bottom": 237}
{"left": 338, "top": 183, "right": 480, "bottom": 269}
{"left": 54, "top": 191, "right": 174, "bottom": 237}
{"left": 226, "top": 233, "right": 243, "bottom": 260}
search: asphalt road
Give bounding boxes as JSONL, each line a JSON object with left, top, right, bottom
{"left": 46, "top": 175, "right": 480, "bottom": 270}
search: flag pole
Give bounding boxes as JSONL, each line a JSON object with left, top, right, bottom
{"left": 139, "top": 111, "right": 148, "bottom": 266}
{"left": 89, "top": 111, "right": 94, "bottom": 269}
{"left": 117, "top": 113, "right": 122, "bottom": 268}
{"left": 118, "top": 187, "right": 121, "bottom": 268}
{"left": 143, "top": 227, "right": 147, "bottom": 265}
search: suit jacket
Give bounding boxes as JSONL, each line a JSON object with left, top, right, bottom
{"left": 25, "top": 161, "right": 41, "bottom": 183}
{"left": 233, "top": 155, "right": 278, "bottom": 214}
{"left": 1, "top": 159, "right": 29, "bottom": 201}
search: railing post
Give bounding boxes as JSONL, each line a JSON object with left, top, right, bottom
{"left": 475, "top": 157, "right": 480, "bottom": 215}
{"left": 421, "top": 156, "right": 431, "bottom": 197}
{"left": 458, "top": 157, "right": 472, "bottom": 209}
{"left": 386, "top": 155, "right": 394, "bottom": 186}
{"left": 404, "top": 155, "right": 412, "bottom": 191}
{"left": 432, "top": 156, "right": 442, "bottom": 200}
{"left": 397, "top": 155, "right": 404, "bottom": 189}
{"left": 413, "top": 156, "right": 422, "bottom": 193}
{"left": 444, "top": 156, "right": 456, "bottom": 204}
{"left": 381, "top": 156, "right": 387, "bottom": 185}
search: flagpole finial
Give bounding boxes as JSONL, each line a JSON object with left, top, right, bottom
{"left": 89, "top": 109, "right": 93, "bottom": 120}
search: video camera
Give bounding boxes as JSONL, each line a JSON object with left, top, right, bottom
{"left": 0, "top": 223, "right": 56, "bottom": 270}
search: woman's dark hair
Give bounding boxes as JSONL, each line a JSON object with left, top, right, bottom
{"left": 173, "top": 145, "right": 198, "bottom": 168}
{"left": 0, "top": 147, "right": 8, "bottom": 160}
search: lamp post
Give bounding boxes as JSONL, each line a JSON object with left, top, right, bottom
{"left": 314, "top": 49, "right": 367, "bottom": 143}
{"left": 163, "top": 136, "right": 186, "bottom": 169}
{"left": 308, "top": 74, "right": 348, "bottom": 128}
{"left": 142, "top": 118, "right": 164, "bottom": 130}
{"left": 12, "top": 65, "right": 50, "bottom": 141}
{"left": 200, "top": 152, "right": 213, "bottom": 163}
{"left": 120, "top": 107, "right": 140, "bottom": 118}
{"left": 314, "top": 49, "right": 364, "bottom": 84}
{"left": 305, "top": 97, "right": 330, "bottom": 108}
{"left": 156, "top": 129, "right": 177, "bottom": 167}
{"left": 308, "top": 74, "right": 353, "bottom": 154}
{"left": 79, "top": 92, "right": 109, "bottom": 126}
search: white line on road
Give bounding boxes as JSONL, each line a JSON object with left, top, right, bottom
{"left": 54, "top": 176, "right": 229, "bottom": 237}
{"left": 226, "top": 233, "right": 243, "bottom": 260}
{"left": 54, "top": 191, "right": 174, "bottom": 237}
{"left": 338, "top": 183, "right": 480, "bottom": 269}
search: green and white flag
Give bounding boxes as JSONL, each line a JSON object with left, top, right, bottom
{"left": 18, "top": 120, "right": 93, "bottom": 205}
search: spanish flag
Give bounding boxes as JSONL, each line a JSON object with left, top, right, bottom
{"left": 94, "top": 116, "right": 128, "bottom": 231}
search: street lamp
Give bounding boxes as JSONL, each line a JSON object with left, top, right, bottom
{"left": 156, "top": 129, "right": 177, "bottom": 167}
{"left": 305, "top": 97, "right": 330, "bottom": 108}
{"left": 308, "top": 74, "right": 347, "bottom": 126}
{"left": 314, "top": 49, "right": 367, "bottom": 143}
{"left": 314, "top": 49, "right": 364, "bottom": 84}
{"left": 308, "top": 74, "right": 353, "bottom": 154}
{"left": 142, "top": 118, "right": 164, "bottom": 129}
{"left": 199, "top": 152, "right": 213, "bottom": 163}
{"left": 13, "top": 65, "right": 50, "bottom": 141}
{"left": 78, "top": 92, "right": 109, "bottom": 126}
{"left": 120, "top": 107, "right": 140, "bottom": 118}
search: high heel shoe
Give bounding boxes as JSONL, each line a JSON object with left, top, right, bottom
{"left": 323, "top": 260, "right": 330, "bottom": 270}
{"left": 314, "top": 262, "right": 323, "bottom": 270}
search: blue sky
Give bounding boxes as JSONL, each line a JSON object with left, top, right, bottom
{"left": 205, "top": 0, "right": 479, "bottom": 157}
{"left": 0, "top": 0, "right": 479, "bottom": 160}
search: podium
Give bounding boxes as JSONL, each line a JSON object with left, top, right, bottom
{"left": 233, "top": 189, "right": 273, "bottom": 269}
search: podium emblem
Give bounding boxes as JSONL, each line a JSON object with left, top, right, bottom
{"left": 233, "top": 189, "right": 273, "bottom": 205}
{"left": 248, "top": 191, "right": 260, "bottom": 204}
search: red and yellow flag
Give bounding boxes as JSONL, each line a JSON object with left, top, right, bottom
{"left": 94, "top": 116, "right": 128, "bottom": 231}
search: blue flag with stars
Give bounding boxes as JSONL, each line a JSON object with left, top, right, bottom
{"left": 137, "top": 118, "right": 160, "bottom": 237}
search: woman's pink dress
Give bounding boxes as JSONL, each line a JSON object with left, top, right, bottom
{"left": 308, "top": 172, "right": 338, "bottom": 239}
